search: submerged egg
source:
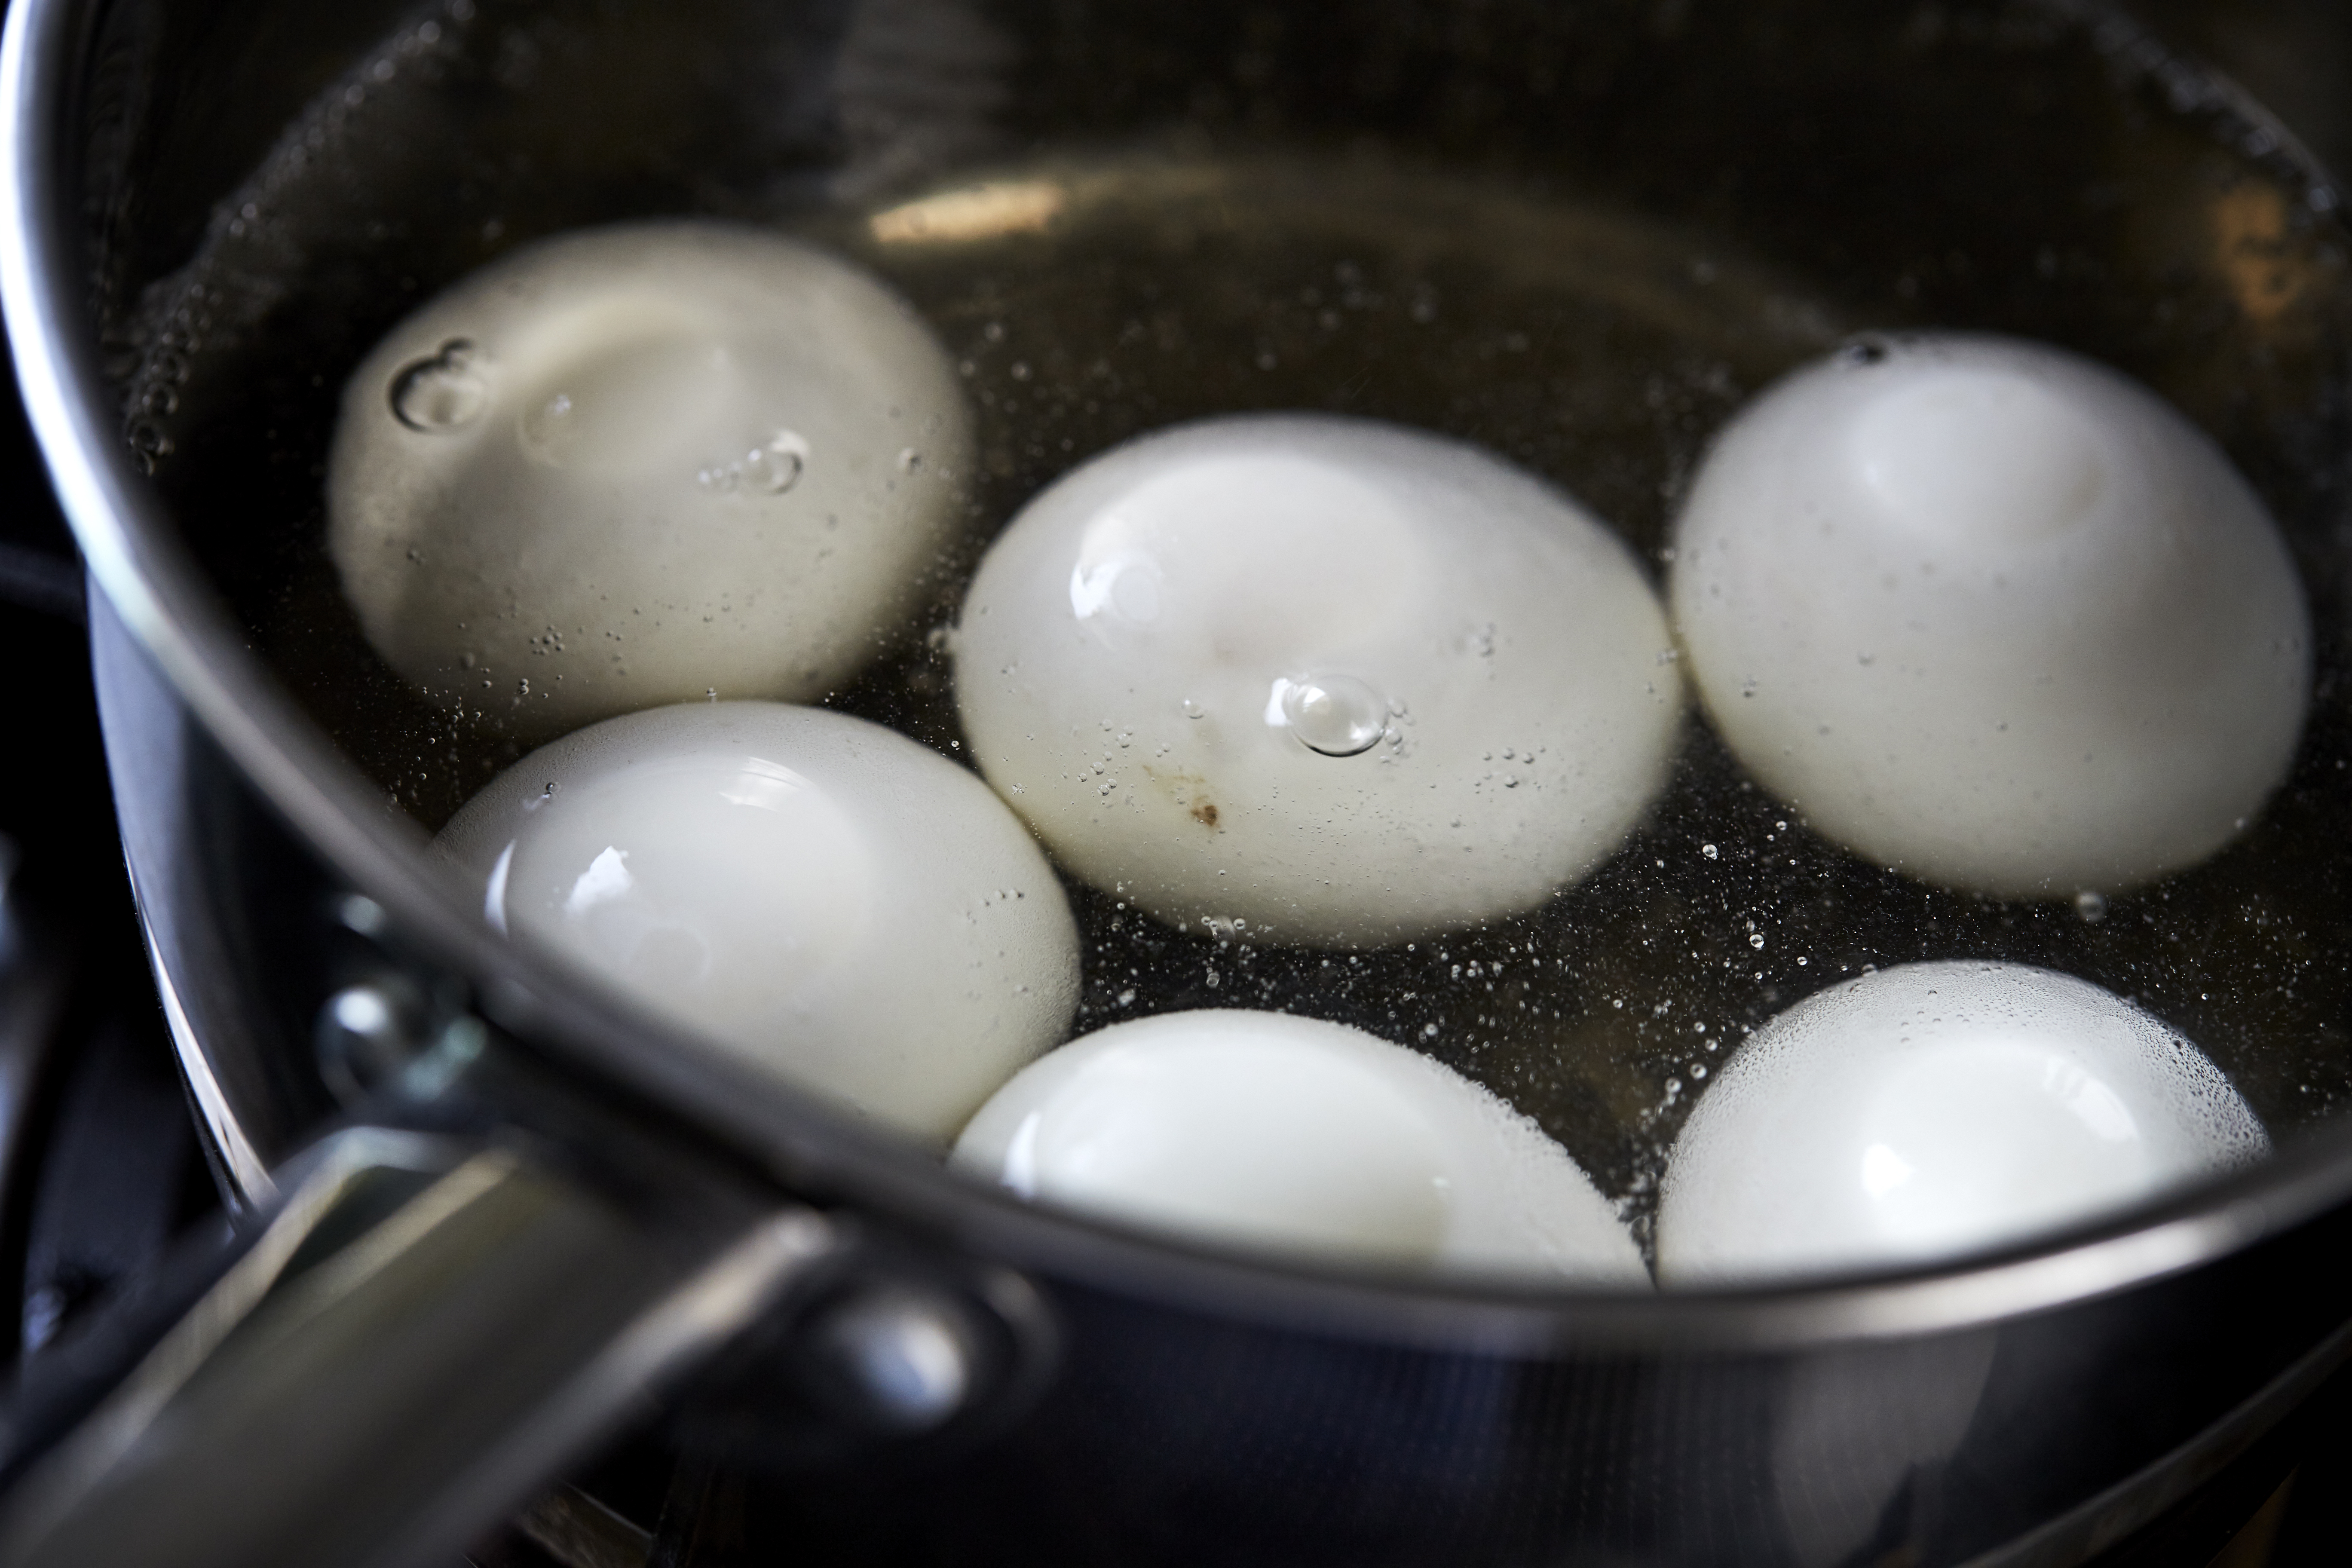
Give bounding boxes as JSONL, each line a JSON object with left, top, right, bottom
{"left": 437, "top": 702, "right": 1078, "bottom": 1141}
{"left": 1655, "top": 961, "right": 2266, "bottom": 1283}
{"left": 331, "top": 221, "right": 973, "bottom": 740}
{"left": 954, "top": 414, "right": 1681, "bottom": 947}
{"left": 953, "top": 1009, "right": 1646, "bottom": 1280}
{"left": 1670, "top": 334, "right": 2309, "bottom": 897}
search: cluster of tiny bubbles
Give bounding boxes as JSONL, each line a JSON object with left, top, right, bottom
{"left": 126, "top": 420, "right": 175, "bottom": 476}
{"left": 698, "top": 428, "right": 809, "bottom": 497}
{"left": 1275, "top": 673, "right": 1390, "bottom": 757}
{"left": 121, "top": 281, "right": 223, "bottom": 473}
{"left": 390, "top": 339, "right": 488, "bottom": 432}
{"left": 121, "top": 5, "right": 2352, "bottom": 1262}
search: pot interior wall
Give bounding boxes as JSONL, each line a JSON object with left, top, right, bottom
{"left": 68, "top": 0, "right": 2352, "bottom": 1254}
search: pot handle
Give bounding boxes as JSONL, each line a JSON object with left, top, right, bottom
{"left": 0, "top": 1123, "right": 839, "bottom": 1568}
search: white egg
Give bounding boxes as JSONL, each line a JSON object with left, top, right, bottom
{"left": 1670, "top": 334, "right": 2309, "bottom": 898}
{"left": 953, "top": 1009, "right": 1647, "bottom": 1281}
{"left": 1655, "top": 961, "right": 2266, "bottom": 1283}
{"left": 437, "top": 702, "right": 1077, "bottom": 1142}
{"left": 953, "top": 414, "right": 1681, "bottom": 947}
{"left": 331, "top": 221, "right": 973, "bottom": 741}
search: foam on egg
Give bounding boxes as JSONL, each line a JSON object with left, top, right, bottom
{"left": 954, "top": 1009, "right": 1647, "bottom": 1280}
{"left": 437, "top": 702, "right": 1077, "bottom": 1142}
{"left": 953, "top": 414, "right": 1681, "bottom": 947}
{"left": 1655, "top": 961, "right": 2266, "bottom": 1283}
{"left": 1670, "top": 334, "right": 2309, "bottom": 898}
{"left": 331, "top": 221, "right": 973, "bottom": 741}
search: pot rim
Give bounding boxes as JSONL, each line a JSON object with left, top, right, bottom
{"left": 7, "top": 0, "right": 2350, "bottom": 1359}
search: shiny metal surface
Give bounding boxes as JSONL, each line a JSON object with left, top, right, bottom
{"left": 0, "top": 1128, "right": 839, "bottom": 1568}
{"left": 11, "top": 1, "right": 2352, "bottom": 1564}
{"left": 4, "top": 0, "right": 2352, "bottom": 1359}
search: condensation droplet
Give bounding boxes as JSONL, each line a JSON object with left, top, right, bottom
{"left": 896, "top": 446, "right": 922, "bottom": 475}
{"left": 391, "top": 339, "right": 488, "bottom": 432}
{"left": 1181, "top": 699, "right": 1206, "bottom": 720}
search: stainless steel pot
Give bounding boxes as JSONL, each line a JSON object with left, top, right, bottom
{"left": 9, "top": 1, "right": 2352, "bottom": 1565}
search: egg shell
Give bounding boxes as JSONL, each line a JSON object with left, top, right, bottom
{"left": 1670, "top": 333, "right": 2309, "bottom": 897}
{"left": 331, "top": 221, "right": 973, "bottom": 741}
{"left": 954, "top": 1008, "right": 1648, "bottom": 1282}
{"left": 1655, "top": 960, "right": 2267, "bottom": 1283}
{"left": 438, "top": 702, "right": 1077, "bottom": 1142}
{"left": 953, "top": 414, "right": 1682, "bottom": 947}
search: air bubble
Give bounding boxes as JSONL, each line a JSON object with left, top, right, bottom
{"left": 744, "top": 429, "right": 809, "bottom": 495}
{"left": 2076, "top": 890, "right": 2109, "bottom": 924}
{"left": 390, "top": 340, "right": 488, "bottom": 432}
{"left": 519, "top": 391, "right": 576, "bottom": 458}
{"left": 1270, "top": 674, "right": 1390, "bottom": 757}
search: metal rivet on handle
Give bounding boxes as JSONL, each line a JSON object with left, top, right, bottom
{"left": 314, "top": 980, "right": 427, "bottom": 1100}
{"left": 806, "top": 1288, "right": 975, "bottom": 1432}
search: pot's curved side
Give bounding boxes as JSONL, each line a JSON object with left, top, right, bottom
{"left": 14, "top": 0, "right": 2352, "bottom": 1562}
{"left": 10, "top": 0, "right": 2352, "bottom": 1359}
{"left": 59, "top": 286, "right": 2352, "bottom": 1568}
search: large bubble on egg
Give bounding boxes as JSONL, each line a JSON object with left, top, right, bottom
{"left": 1655, "top": 961, "right": 2266, "bottom": 1283}
{"left": 1670, "top": 334, "right": 2310, "bottom": 898}
{"left": 330, "top": 222, "right": 973, "bottom": 741}
{"left": 953, "top": 414, "right": 1682, "bottom": 947}
{"left": 437, "top": 702, "right": 1077, "bottom": 1142}
{"left": 954, "top": 1009, "right": 1647, "bottom": 1281}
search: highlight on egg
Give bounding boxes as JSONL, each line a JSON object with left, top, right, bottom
{"left": 1654, "top": 961, "right": 2267, "bottom": 1283}
{"left": 953, "top": 413, "right": 1683, "bottom": 948}
{"left": 330, "top": 220, "right": 974, "bottom": 741}
{"left": 436, "top": 701, "right": 1078, "bottom": 1142}
{"left": 953, "top": 1008, "right": 1648, "bottom": 1281}
{"left": 1669, "top": 332, "right": 2309, "bottom": 898}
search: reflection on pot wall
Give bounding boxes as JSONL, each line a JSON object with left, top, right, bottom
{"left": 2135, "top": 0, "right": 2352, "bottom": 178}
{"left": 1773, "top": 1331, "right": 1998, "bottom": 1567}
{"left": 24, "top": 0, "right": 2352, "bottom": 1564}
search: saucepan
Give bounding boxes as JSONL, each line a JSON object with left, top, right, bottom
{"left": 8, "top": 0, "right": 2352, "bottom": 1564}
